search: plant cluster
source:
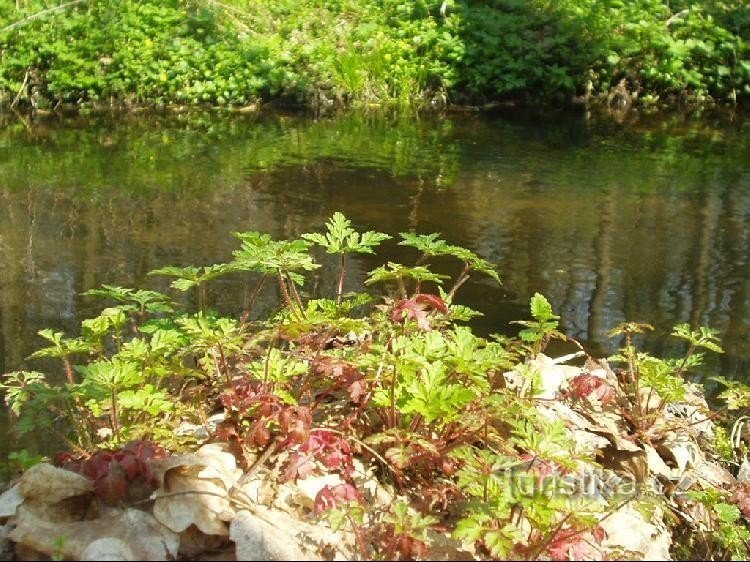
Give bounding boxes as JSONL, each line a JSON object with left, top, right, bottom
{"left": 2, "top": 211, "right": 749, "bottom": 559}
{"left": 1, "top": 1, "right": 747, "bottom": 110}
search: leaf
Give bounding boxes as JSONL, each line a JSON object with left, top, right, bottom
{"left": 231, "top": 232, "right": 319, "bottom": 275}
{"left": 398, "top": 232, "right": 453, "bottom": 255}
{"left": 715, "top": 502, "right": 741, "bottom": 524}
{"left": 301, "top": 212, "right": 390, "bottom": 255}
{"left": 365, "top": 262, "right": 449, "bottom": 286}
{"left": 391, "top": 293, "right": 449, "bottom": 330}
{"left": 546, "top": 526, "right": 604, "bottom": 561}
{"left": 95, "top": 462, "right": 129, "bottom": 504}
{"left": 568, "top": 374, "right": 616, "bottom": 406}
{"left": 314, "top": 483, "right": 364, "bottom": 514}
{"left": 530, "top": 292, "right": 558, "bottom": 323}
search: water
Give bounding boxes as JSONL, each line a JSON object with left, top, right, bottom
{"left": 1, "top": 107, "right": 749, "bottom": 453}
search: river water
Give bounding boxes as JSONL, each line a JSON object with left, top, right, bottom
{"left": 1, "top": 107, "right": 749, "bottom": 452}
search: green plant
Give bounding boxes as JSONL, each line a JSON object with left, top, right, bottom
{"left": 607, "top": 321, "right": 723, "bottom": 440}
{"left": 302, "top": 211, "right": 390, "bottom": 304}
{"left": 674, "top": 488, "right": 750, "bottom": 560}
{"left": 3, "top": 0, "right": 745, "bottom": 110}
{"left": 5, "top": 211, "right": 745, "bottom": 560}
{"left": 510, "top": 293, "right": 566, "bottom": 357}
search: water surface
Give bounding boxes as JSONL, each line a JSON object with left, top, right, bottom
{"left": 1, "top": 107, "right": 749, "bottom": 452}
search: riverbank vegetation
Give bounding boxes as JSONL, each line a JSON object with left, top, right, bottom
{"left": 2, "top": 212, "right": 750, "bottom": 560}
{"left": 1, "top": 1, "right": 748, "bottom": 111}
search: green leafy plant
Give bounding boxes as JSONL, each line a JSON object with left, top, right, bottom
{"left": 607, "top": 321, "right": 723, "bottom": 440}
{"left": 303, "top": 211, "right": 390, "bottom": 304}
{"left": 3, "top": 211, "right": 744, "bottom": 561}
{"left": 510, "top": 293, "right": 566, "bottom": 357}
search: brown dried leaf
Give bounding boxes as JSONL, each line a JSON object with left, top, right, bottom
{"left": 152, "top": 465, "right": 233, "bottom": 536}
{"left": 19, "top": 463, "right": 93, "bottom": 504}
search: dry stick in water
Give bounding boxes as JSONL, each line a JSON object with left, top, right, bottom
{"left": 10, "top": 69, "right": 29, "bottom": 109}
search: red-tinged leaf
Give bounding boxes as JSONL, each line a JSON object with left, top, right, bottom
{"left": 385, "top": 445, "right": 412, "bottom": 470}
{"left": 247, "top": 423, "right": 271, "bottom": 448}
{"left": 568, "top": 374, "right": 616, "bottom": 406}
{"left": 56, "top": 452, "right": 83, "bottom": 474}
{"left": 391, "top": 293, "right": 448, "bottom": 331}
{"left": 315, "top": 359, "right": 368, "bottom": 403}
{"left": 279, "top": 406, "right": 312, "bottom": 444}
{"left": 94, "top": 462, "right": 128, "bottom": 505}
{"left": 283, "top": 452, "right": 317, "bottom": 481}
{"left": 395, "top": 534, "right": 428, "bottom": 559}
{"left": 82, "top": 452, "right": 114, "bottom": 481}
{"left": 116, "top": 452, "right": 140, "bottom": 481}
{"left": 123, "top": 440, "right": 168, "bottom": 462}
{"left": 288, "top": 430, "right": 355, "bottom": 479}
{"left": 590, "top": 525, "right": 606, "bottom": 544}
{"left": 412, "top": 293, "right": 448, "bottom": 313}
{"left": 314, "top": 483, "right": 364, "bottom": 514}
{"left": 346, "top": 377, "right": 368, "bottom": 403}
{"left": 519, "top": 453, "right": 561, "bottom": 479}
{"left": 731, "top": 483, "right": 750, "bottom": 518}
{"left": 546, "top": 527, "right": 603, "bottom": 561}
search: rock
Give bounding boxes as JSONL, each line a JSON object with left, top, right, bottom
{"left": 0, "top": 486, "right": 24, "bottom": 519}
{"left": 8, "top": 506, "right": 179, "bottom": 561}
{"left": 600, "top": 502, "right": 671, "bottom": 560}
{"left": 19, "top": 463, "right": 93, "bottom": 504}
{"left": 80, "top": 538, "right": 135, "bottom": 561}
{"left": 230, "top": 509, "right": 318, "bottom": 561}
{"left": 230, "top": 507, "right": 355, "bottom": 561}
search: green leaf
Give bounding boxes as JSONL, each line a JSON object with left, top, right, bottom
{"left": 302, "top": 212, "right": 390, "bottom": 254}
{"left": 529, "top": 293, "right": 557, "bottom": 323}
{"left": 365, "top": 262, "right": 449, "bottom": 285}
{"left": 715, "top": 502, "right": 741, "bottom": 524}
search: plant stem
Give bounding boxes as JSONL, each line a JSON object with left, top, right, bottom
{"left": 337, "top": 253, "right": 346, "bottom": 304}
{"left": 285, "top": 272, "right": 306, "bottom": 319}
{"left": 277, "top": 270, "right": 301, "bottom": 321}
{"left": 198, "top": 283, "right": 206, "bottom": 315}
{"left": 62, "top": 356, "right": 75, "bottom": 385}
{"left": 447, "top": 263, "right": 471, "bottom": 302}
{"left": 527, "top": 512, "right": 572, "bottom": 561}
{"left": 111, "top": 386, "right": 120, "bottom": 444}
{"left": 240, "top": 274, "right": 267, "bottom": 325}
{"left": 396, "top": 276, "right": 407, "bottom": 300}
{"left": 217, "top": 342, "right": 231, "bottom": 385}
{"left": 347, "top": 512, "right": 369, "bottom": 561}
{"left": 675, "top": 343, "right": 696, "bottom": 378}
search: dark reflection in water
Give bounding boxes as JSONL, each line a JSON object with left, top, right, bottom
{"left": 1, "top": 108, "right": 749, "bottom": 453}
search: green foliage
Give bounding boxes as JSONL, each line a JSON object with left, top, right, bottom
{"left": 1, "top": 0, "right": 746, "bottom": 108}
{"left": 681, "top": 489, "right": 750, "bottom": 560}
{"left": 302, "top": 212, "right": 390, "bottom": 256}
{"left": 511, "top": 293, "right": 565, "bottom": 356}
{"left": 366, "top": 262, "right": 449, "bottom": 296}
{"left": 607, "top": 320, "right": 723, "bottom": 440}
{"left": 1, "top": 210, "right": 741, "bottom": 560}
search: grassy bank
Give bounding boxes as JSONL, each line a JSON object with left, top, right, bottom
{"left": 1, "top": 0, "right": 748, "bottom": 111}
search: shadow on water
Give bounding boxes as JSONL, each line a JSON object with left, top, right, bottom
{"left": 0, "top": 106, "right": 749, "bottom": 455}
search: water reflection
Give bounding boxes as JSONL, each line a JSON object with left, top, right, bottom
{"left": 1, "top": 108, "right": 749, "bottom": 449}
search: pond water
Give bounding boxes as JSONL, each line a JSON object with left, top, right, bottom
{"left": 1, "top": 107, "right": 749, "bottom": 453}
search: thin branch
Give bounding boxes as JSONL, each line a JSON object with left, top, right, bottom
{"left": 240, "top": 274, "right": 267, "bottom": 325}
{"left": 10, "top": 69, "right": 29, "bottom": 109}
